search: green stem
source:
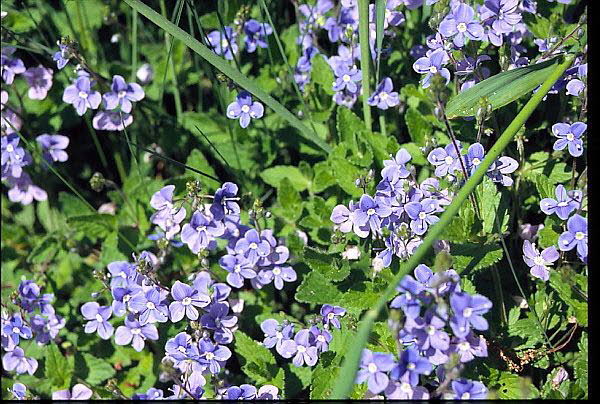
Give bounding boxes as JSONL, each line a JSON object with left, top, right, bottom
{"left": 358, "top": 0, "right": 372, "bottom": 132}
{"left": 159, "top": 0, "right": 184, "bottom": 122}
{"left": 330, "top": 54, "right": 574, "bottom": 399}
{"left": 131, "top": 9, "right": 138, "bottom": 82}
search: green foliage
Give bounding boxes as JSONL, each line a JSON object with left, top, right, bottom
{"left": 233, "top": 331, "right": 285, "bottom": 389}
{"left": 45, "top": 344, "right": 74, "bottom": 390}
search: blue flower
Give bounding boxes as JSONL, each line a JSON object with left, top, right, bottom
{"left": 226, "top": 91, "right": 264, "bottom": 128}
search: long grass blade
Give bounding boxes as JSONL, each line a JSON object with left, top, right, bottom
{"left": 375, "top": 0, "right": 385, "bottom": 84}
{"left": 123, "top": 0, "right": 330, "bottom": 153}
{"left": 358, "top": 0, "right": 372, "bottom": 132}
{"left": 158, "top": 0, "right": 184, "bottom": 121}
{"left": 330, "top": 54, "right": 574, "bottom": 399}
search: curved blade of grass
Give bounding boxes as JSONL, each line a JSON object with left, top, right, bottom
{"left": 330, "top": 54, "right": 574, "bottom": 399}
{"left": 358, "top": 0, "right": 372, "bottom": 132}
{"left": 445, "top": 56, "right": 562, "bottom": 119}
{"left": 123, "top": 0, "right": 330, "bottom": 153}
{"left": 375, "top": 0, "right": 385, "bottom": 84}
{"left": 158, "top": 0, "right": 184, "bottom": 121}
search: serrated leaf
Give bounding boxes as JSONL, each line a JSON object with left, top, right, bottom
{"left": 446, "top": 57, "right": 561, "bottom": 119}
{"left": 452, "top": 243, "right": 503, "bottom": 273}
{"left": 67, "top": 214, "right": 117, "bottom": 239}
{"left": 233, "top": 331, "right": 284, "bottom": 388}
{"left": 574, "top": 332, "right": 588, "bottom": 394}
{"left": 310, "top": 352, "right": 342, "bottom": 399}
{"left": 295, "top": 271, "right": 342, "bottom": 305}
{"left": 303, "top": 247, "right": 350, "bottom": 282}
{"left": 278, "top": 178, "right": 303, "bottom": 222}
{"left": 27, "top": 235, "right": 59, "bottom": 264}
{"left": 549, "top": 271, "right": 587, "bottom": 327}
{"left": 488, "top": 369, "right": 539, "bottom": 399}
{"left": 329, "top": 156, "right": 363, "bottom": 198}
{"left": 405, "top": 107, "right": 431, "bottom": 146}
{"left": 474, "top": 177, "right": 508, "bottom": 234}
{"left": 118, "top": 350, "right": 155, "bottom": 396}
{"left": 83, "top": 353, "right": 116, "bottom": 385}
{"left": 45, "top": 343, "right": 73, "bottom": 389}
{"left": 312, "top": 161, "right": 336, "bottom": 193}
{"left": 261, "top": 165, "right": 311, "bottom": 191}
{"left": 312, "top": 55, "right": 335, "bottom": 95}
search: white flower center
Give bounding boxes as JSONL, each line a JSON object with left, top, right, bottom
{"left": 429, "top": 66, "right": 438, "bottom": 74}
{"left": 472, "top": 157, "right": 481, "bottom": 166}
{"left": 131, "top": 328, "right": 141, "bottom": 335}
{"left": 367, "top": 363, "right": 378, "bottom": 373}
{"left": 317, "top": 335, "right": 326, "bottom": 343}
{"left": 400, "top": 382, "right": 413, "bottom": 393}
{"left": 241, "top": 105, "right": 250, "bottom": 113}
{"left": 178, "top": 346, "right": 186, "bottom": 353}
{"left": 12, "top": 326, "right": 20, "bottom": 334}
{"left": 533, "top": 256, "right": 545, "bottom": 266}
{"left": 418, "top": 212, "right": 427, "bottom": 220}
{"left": 463, "top": 307, "right": 473, "bottom": 318}
{"left": 461, "top": 392, "right": 471, "bottom": 399}
{"left": 367, "top": 208, "right": 376, "bottom": 216}
{"left": 123, "top": 294, "right": 132, "bottom": 303}
{"left": 566, "top": 133, "right": 575, "bottom": 141}
{"left": 204, "top": 351, "right": 215, "bottom": 361}
{"left": 457, "top": 22, "right": 468, "bottom": 33}
{"left": 95, "top": 314, "right": 104, "bottom": 322}
{"left": 426, "top": 325, "right": 436, "bottom": 336}
{"left": 407, "top": 362, "right": 416, "bottom": 370}
{"left": 557, "top": 201, "right": 568, "bottom": 207}
{"left": 146, "top": 302, "right": 156, "bottom": 310}
{"left": 342, "top": 74, "right": 351, "bottom": 82}
{"left": 275, "top": 331, "right": 283, "bottom": 339}
{"left": 6, "top": 144, "right": 14, "bottom": 153}
{"left": 575, "top": 231, "right": 585, "bottom": 240}
{"left": 196, "top": 225, "right": 206, "bottom": 233}
{"left": 78, "top": 91, "right": 88, "bottom": 99}
{"left": 297, "top": 345, "right": 306, "bottom": 353}
{"left": 380, "top": 92, "right": 388, "bottom": 100}
{"left": 234, "top": 264, "right": 242, "bottom": 273}
{"left": 182, "top": 297, "right": 192, "bottom": 306}
{"left": 273, "top": 267, "right": 281, "bottom": 276}
{"left": 118, "top": 90, "right": 127, "bottom": 98}
{"left": 458, "top": 341, "right": 470, "bottom": 352}
{"left": 249, "top": 242, "right": 258, "bottom": 249}
{"left": 221, "top": 39, "right": 230, "bottom": 49}
{"left": 444, "top": 156, "right": 454, "bottom": 165}
{"left": 327, "top": 312, "right": 335, "bottom": 319}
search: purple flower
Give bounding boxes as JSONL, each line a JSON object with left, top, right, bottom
{"left": 6, "top": 173, "right": 47, "bottom": 205}
{"left": 558, "top": 214, "right": 587, "bottom": 258}
{"left": 330, "top": 202, "right": 356, "bottom": 233}
{"left": 30, "top": 314, "right": 65, "bottom": 344}
{"left": 540, "top": 184, "right": 582, "bottom": 220}
{"left": 384, "top": 381, "right": 430, "bottom": 399}
{"left": 355, "top": 349, "right": 396, "bottom": 394}
{"left": 2, "top": 347, "right": 38, "bottom": 375}
{"left": 150, "top": 185, "right": 187, "bottom": 239}
{"left": 353, "top": 194, "right": 392, "bottom": 236}
{"left": 52, "top": 384, "right": 93, "bottom": 400}
{"left": 409, "top": 312, "right": 450, "bottom": 352}
{"left": 207, "top": 27, "right": 239, "bottom": 60}
{"left": 22, "top": 66, "right": 53, "bottom": 100}
{"left": 320, "top": 305, "right": 346, "bottom": 329}
{"left": 62, "top": 76, "right": 101, "bottom": 116}
{"left": 193, "top": 272, "right": 232, "bottom": 304}
{"left": 382, "top": 148, "right": 412, "bottom": 183}
{"left": 404, "top": 198, "right": 440, "bottom": 235}
{"left": 9, "top": 383, "right": 27, "bottom": 400}
{"left": 225, "top": 384, "right": 257, "bottom": 400}
{"left": 368, "top": 77, "right": 399, "bottom": 110}
{"left": 479, "top": 0, "right": 522, "bottom": 34}
{"left": 413, "top": 49, "right": 451, "bottom": 89}
{"left": 448, "top": 379, "right": 488, "bottom": 399}
{"left": 259, "top": 264, "right": 297, "bottom": 291}
{"left": 102, "top": 75, "right": 145, "bottom": 113}
{"left": 210, "top": 182, "right": 240, "bottom": 221}
{"left": 200, "top": 302, "right": 238, "bottom": 344}
{"left": 438, "top": 3, "right": 484, "bottom": 48}
{"left": 261, "top": 319, "right": 295, "bottom": 356}
{"left": 522, "top": 240, "right": 560, "bottom": 281}
{"left": 129, "top": 288, "right": 169, "bottom": 325}
{"left": 2, "top": 133, "right": 32, "bottom": 179}
{"left": 165, "top": 332, "right": 197, "bottom": 363}
{"left": 465, "top": 143, "right": 485, "bottom": 175}
{"left": 81, "top": 302, "right": 114, "bottom": 339}
{"left": 234, "top": 229, "right": 271, "bottom": 263}
{"left": 115, "top": 315, "right": 159, "bottom": 351}
{"left": 449, "top": 332, "right": 488, "bottom": 363}
{"left": 3, "top": 314, "right": 32, "bottom": 345}
{"left": 181, "top": 211, "right": 225, "bottom": 254}
{"left": 132, "top": 387, "right": 165, "bottom": 400}
{"left": 198, "top": 338, "right": 232, "bottom": 374}
{"left": 289, "top": 329, "right": 319, "bottom": 367}
{"left": 53, "top": 44, "right": 71, "bottom": 70}
{"left": 1, "top": 47, "right": 26, "bottom": 84}
{"left": 332, "top": 64, "right": 362, "bottom": 93}
{"left": 391, "top": 347, "right": 432, "bottom": 386}
{"left": 169, "top": 281, "right": 210, "bottom": 322}
{"left": 107, "top": 261, "right": 137, "bottom": 288}
{"left": 226, "top": 91, "right": 264, "bottom": 128}
{"left": 218, "top": 254, "right": 256, "bottom": 288}
{"left": 309, "top": 325, "right": 332, "bottom": 352}
{"left": 244, "top": 20, "right": 272, "bottom": 53}
{"left": 566, "top": 64, "right": 586, "bottom": 96}
{"left": 257, "top": 385, "right": 279, "bottom": 399}
{"left": 36, "top": 134, "right": 69, "bottom": 164}
{"left": 427, "top": 142, "right": 463, "bottom": 178}
{"left": 486, "top": 156, "right": 518, "bottom": 186}
{"left": 449, "top": 292, "right": 492, "bottom": 338}
{"left": 552, "top": 122, "right": 586, "bottom": 157}
{"left": 92, "top": 110, "right": 133, "bottom": 131}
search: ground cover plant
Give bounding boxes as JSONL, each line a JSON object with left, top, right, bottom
{"left": 1, "top": 0, "right": 588, "bottom": 400}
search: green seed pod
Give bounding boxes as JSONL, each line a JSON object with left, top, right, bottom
{"left": 89, "top": 172, "right": 105, "bottom": 192}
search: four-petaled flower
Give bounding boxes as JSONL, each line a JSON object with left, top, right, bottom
{"left": 102, "top": 75, "right": 145, "bottom": 113}
{"left": 36, "top": 134, "right": 69, "bottom": 164}
{"left": 449, "top": 292, "right": 492, "bottom": 338}
{"left": 558, "top": 214, "right": 587, "bottom": 259}
{"left": 22, "top": 66, "right": 53, "bottom": 100}
{"left": 540, "top": 184, "right": 582, "bottom": 220}
{"left": 356, "top": 349, "right": 396, "bottom": 394}
{"left": 522, "top": 240, "right": 559, "bottom": 281}
{"left": 62, "top": 76, "right": 101, "bottom": 116}
{"left": 552, "top": 122, "right": 586, "bottom": 157}
{"left": 114, "top": 315, "right": 159, "bottom": 351}
{"left": 391, "top": 347, "right": 432, "bottom": 386}
{"left": 81, "top": 302, "right": 114, "bottom": 339}
{"left": 226, "top": 91, "right": 264, "bottom": 128}
{"left": 427, "top": 142, "right": 463, "bottom": 178}
{"left": 169, "top": 281, "right": 210, "bottom": 322}
{"left": 320, "top": 305, "right": 346, "bottom": 329}
{"left": 181, "top": 211, "right": 225, "bottom": 254}
{"left": 413, "top": 49, "right": 451, "bottom": 88}
{"left": 368, "top": 77, "right": 399, "bottom": 110}
{"left": 332, "top": 64, "right": 362, "bottom": 94}
{"left": 405, "top": 198, "right": 440, "bottom": 235}
{"left": 438, "top": 3, "right": 484, "bottom": 48}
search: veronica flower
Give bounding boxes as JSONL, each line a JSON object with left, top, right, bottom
{"left": 309, "top": 325, "right": 332, "bottom": 352}
{"left": 181, "top": 211, "right": 225, "bottom": 254}
{"left": 7, "top": 173, "right": 47, "bottom": 205}
{"left": 385, "top": 381, "right": 430, "bottom": 399}
{"left": 289, "top": 329, "right": 319, "bottom": 367}
{"left": 330, "top": 202, "right": 356, "bottom": 233}
{"left": 200, "top": 302, "right": 238, "bottom": 344}
{"left": 9, "top": 383, "right": 27, "bottom": 400}
{"left": 234, "top": 229, "right": 271, "bottom": 264}
{"left": 540, "top": 184, "right": 582, "bottom": 220}
{"left": 551, "top": 122, "right": 586, "bottom": 157}
{"left": 438, "top": 3, "right": 484, "bottom": 48}
{"left": 558, "top": 214, "right": 587, "bottom": 258}
{"left": 150, "top": 185, "right": 187, "bottom": 240}
{"left": 219, "top": 254, "right": 257, "bottom": 288}
{"left": 207, "top": 26, "right": 238, "bottom": 60}
{"left": 226, "top": 91, "right": 264, "bottom": 128}
{"left": 356, "top": 349, "right": 396, "bottom": 394}
{"left": 332, "top": 64, "right": 362, "bottom": 93}
{"left": 62, "top": 76, "right": 101, "bottom": 116}
{"left": 368, "top": 77, "right": 399, "bottom": 110}
{"left": 446, "top": 379, "right": 488, "bottom": 399}
{"left": 464, "top": 143, "right": 486, "bottom": 175}
{"left": 92, "top": 110, "right": 133, "bottom": 131}
{"left": 129, "top": 288, "right": 169, "bottom": 325}
{"left": 566, "top": 64, "right": 587, "bottom": 96}
{"left": 353, "top": 194, "right": 392, "bottom": 236}
{"left": 244, "top": 20, "right": 272, "bottom": 53}
{"left": 3, "top": 313, "right": 32, "bottom": 346}
{"left": 2, "top": 347, "right": 38, "bottom": 375}
{"left": 522, "top": 240, "right": 560, "bottom": 281}
{"left": 198, "top": 338, "right": 232, "bottom": 374}
{"left": 22, "top": 66, "right": 53, "bottom": 100}
{"left": 81, "top": 302, "right": 114, "bottom": 339}
{"left": 413, "top": 49, "right": 451, "bottom": 89}
{"left": 449, "top": 292, "right": 492, "bottom": 338}
{"left": 52, "top": 384, "right": 93, "bottom": 400}
{"left": 1, "top": 133, "right": 32, "bottom": 179}
{"left": 449, "top": 332, "right": 488, "bottom": 363}
{"left": 30, "top": 314, "right": 65, "bottom": 344}
{"left": 224, "top": 384, "right": 257, "bottom": 400}
{"left": 321, "top": 305, "right": 346, "bottom": 329}
{"left": 115, "top": 315, "right": 159, "bottom": 352}
{"left": 210, "top": 182, "right": 240, "bottom": 221}
{"left": 0, "top": 47, "right": 26, "bottom": 84}
{"left": 427, "top": 143, "right": 463, "bottom": 178}
{"left": 260, "top": 319, "right": 295, "bottom": 356}
{"left": 486, "top": 156, "right": 518, "bottom": 186}
{"left": 53, "top": 43, "right": 71, "bottom": 70}
{"left": 36, "top": 134, "right": 69, "bottom": 164}
{"left": 391, "top": 347, "right": 432, "bottom": 386}
{"left": 169, "top": 281, "right": 210, "bottom": 322}
{"left": 479, "top": 0, "right": 522, "bottom": 35}
{"left": 102, "top": 75, "right": 145, "bottom": 113}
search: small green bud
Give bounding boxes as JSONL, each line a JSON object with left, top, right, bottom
{"left": 90, "top": 172, "right": 105, "bottom": 192}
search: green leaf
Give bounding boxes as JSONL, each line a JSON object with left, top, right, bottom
{"left": 311, "top": 55, "right": 335, "bottom": 95}
{"left": 261, "top": 166, "right": 311, "bottom": 191}
{"left": 303, "top": 247, "right": 351, "bottom": 282}
{"left": 336, "top": 108, "right": 365, "bottom": 148}
{"left": 59, "top": 192, "right": 91, "bottom": 217}
{"left": 118, "top": 350, "right": 156, "bottom": 396}
{"left": 329, "top": 155, "right": 363, "bottom": 198}
{"left": 234, "top": 331, "right": 284, "bottom": 388}
{"left": 522, "top": 151, "right": 572, "bottom": 184}
{"left": 67, "top": 214, "right": 117, "bottom": 239}
{"left": 123, "top": 0, "right": 330, "bottom": 153}
{"left": 277, "top": 178, "right": 303, "bottom": 222}
{"left": 475, "top": 177, "right": 509, "bottom": 234}
{"left": 445, "top": 57, "right": 561, "bottom": 119}
{"left": 487, "top": 369, "right": 539, "bottom": 399}
{"left": 185, "top": 149, "right": 219, "bottom": 189}
{"left": 45, "top": 343, "right": 73, "bottom": 389}
{"left": 573, "top": 332, "right": 588, "bottom": 394}
{"left": 532, "top": 173, "right": 555, "bottom": 199}
{"left": 549, "top": 271, "right": 587, "bottom": 327}
{"left": 83, "top": 353, "right": 116, "bottom": 385}
{"left": 27, "top": 235, "right": 59, "bottom": 264}
{"left": 452, "top": 242, "right": 503, "bottom": 273}
{"left": 311, "top": 352, "right": 342, "bottom": 399}
{"left": 295, "top": 271, "right": 343, "bottom": 305}
{"left": 440, "top": 202, "right": 476, "bottom": 242}
{"left": 405, "top": 107, "right": 431, "bottom": 146}
{"left": 312, "top": 162, "right": 336, "bottom": 193}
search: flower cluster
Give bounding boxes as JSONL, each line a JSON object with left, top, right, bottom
{"left": 356, "top": 264, "right": 491, "bottom": 399}
{"left": 331, "top": 144, "right": 517, "bottom": 268}
{"left": 260, "top": 304, "right": 346, "bottom": 367}
{"left": 2, "top": 280, "right": 65, "bottom": 376}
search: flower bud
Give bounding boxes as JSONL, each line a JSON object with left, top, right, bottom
{"left": 90, "top": 172, "right": 106, "bottom": 192}
{"left": 136, "top": 63, "right": 154, "bottom": 85}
